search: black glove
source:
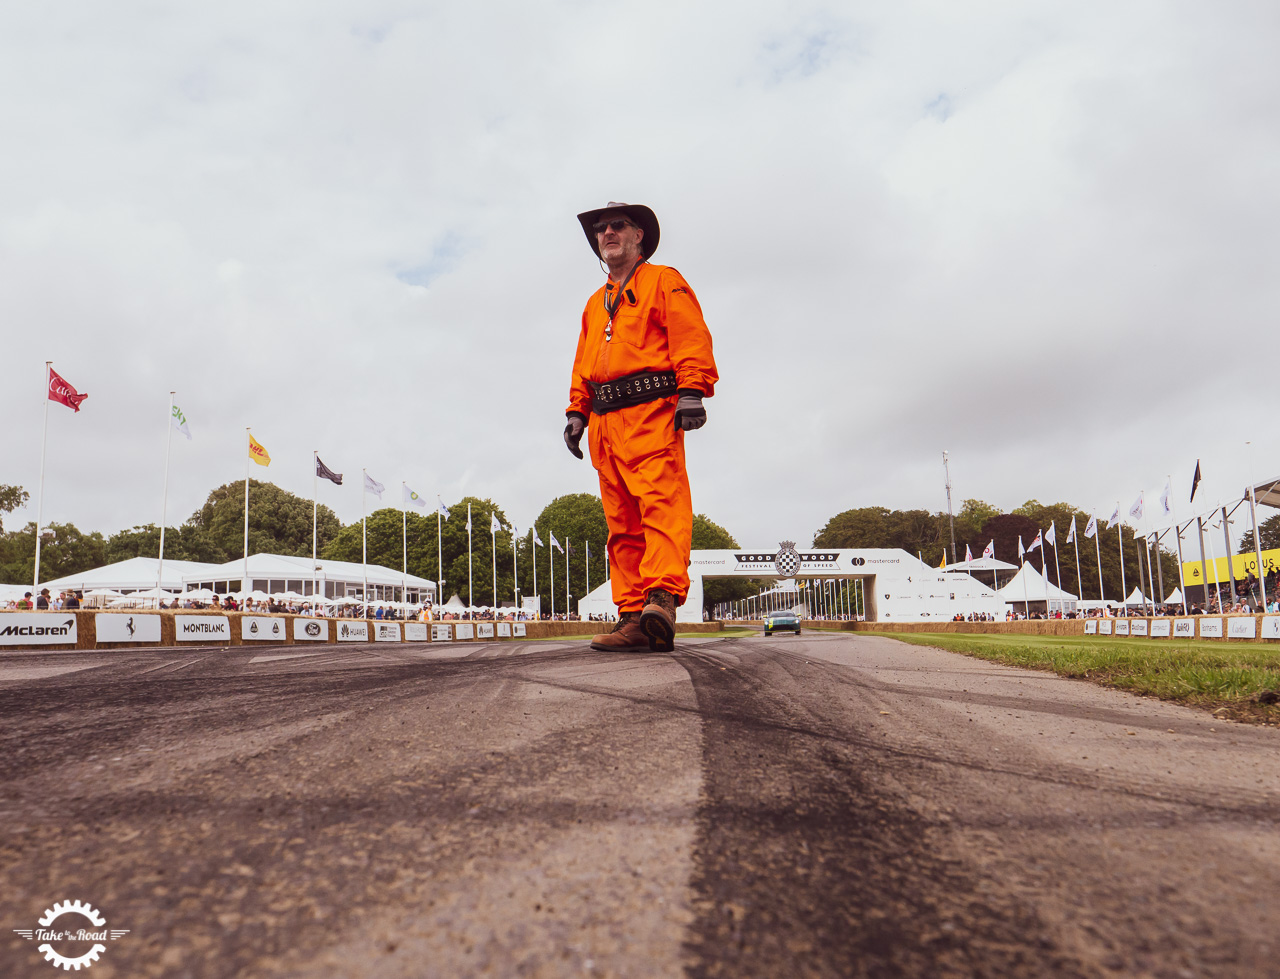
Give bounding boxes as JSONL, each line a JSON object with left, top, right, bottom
{"left": 674, "top": 390, "right": 706, "bottom": 431}
{"left": 564, "top": 412, "right": 586, "bottom": 459}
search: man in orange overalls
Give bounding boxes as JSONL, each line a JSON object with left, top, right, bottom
{"left": 564, "top": 202, "right": 718, "bottom": 652}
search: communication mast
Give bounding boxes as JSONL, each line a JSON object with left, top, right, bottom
{"left": 943, "top": 450, "right": 957, "bottom": 565}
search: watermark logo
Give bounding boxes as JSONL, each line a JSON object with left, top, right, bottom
{"left": 13, "top": 900, "right": 128, "bottom": 971}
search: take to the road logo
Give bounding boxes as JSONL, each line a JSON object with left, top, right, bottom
{"left": 13, "top": 900, "right": 128, "bottom": 971}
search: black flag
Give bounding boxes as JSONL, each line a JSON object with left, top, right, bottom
{"left": 316, "top": 455, "right": 343, "bottom": 486}
{"left": 1190, "top": 459, "right": 1201, "bottom": 503}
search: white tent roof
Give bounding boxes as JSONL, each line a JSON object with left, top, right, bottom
{"left": 443, "top": 593, "right": 467, "bottom": 609}
{"left": 1117, "top": 587, "right": 1154, "bottom": 606}
{"left": 42, "top": 556, "right": 222, "bottom": 593}
{"left": 0, "top": 583, "right": 32, "bottom": 602}
{"left": 578, "top": 578, "right": 616, "bottom": 619}
{"left": 181, "top": 553, "right": 436, "bottom": 592}
{"left": 1162, "top": 587, "right": 1183, "bottom": 605}
{"left": 946, "top": 557, "right": 1019, "bottom": 573}
{"left": 995, "top": 562, "right": 1078, "bottom": 605}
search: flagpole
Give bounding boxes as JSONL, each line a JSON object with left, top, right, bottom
{"left": 1117, "top": 515, "right": 1127, "bottom": 613}
{"left": 1071, "top": 520, "right": 1083, "bottom": 601}
{"left": 1248, "top": 482, "right": 1267, "bottom": 608}
{"left": 491, "top": 516, "right": 497, "bottom": 610}
{"left": 437, "top": 499, "right": 445, "bottom": 611}
{"left": 1220, "top": 505, "right": 1237, "bottom": 606}
{"left": 1093, "top": 522, "right": 1104, "bottom": 601}
{"left": 1134, "top": 530, "right": 1145, "bottom": 612}
{"left": 1175, "top": 519, "right": 1189, "bottom": 615}
{"left": 32, "top": 362, "right": 53, "bottom": 595}
{"left": 549, "top": 532, "right": 555, "bottom": 618}
{"left": 402, "top": 483, "right": 408, "bottom": 616}
{"left": 513, "top": 529, "right": 519, "bottom": 612}
{"left": 565, "top": 537, "right": 570, "bottom": 617}
{"left": 467, "top": 503, "right": 473, "bottom": 612}
{"left": 1148, "top": 533, "right": 1161, "bottom": 605}
{"left": 531, "top": 529, "right": 538, "bottom": 615}
{"left": 362, "top": 469, "right": 368, "bottom": 614}
{"left": 156, "top": 391, "right": 176, "bottom": 608}
{"left": 585, "top": 539, "right": 590, "bottom": 609}
{"left": 243, "top": 429, "right": 251, "bottom": 596}
{"left": 1052, "top": 529, "right": 1063, "bottom": 606}
{"left": 312, "top": 451, "right": 319, "bottom": 605}
{"left": 1196, "top": 515, "right": 1211, "bottom": 611}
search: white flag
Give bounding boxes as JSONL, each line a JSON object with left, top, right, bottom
{"left": 1160, "top": 479, "right": 1174, "bottom": 519}
{"left": 1017, "top": 536, "right": 1025, "bottom": 559}
{"left": 533, "top": 528, "right": 544, "bottom": 547}
{"left": 982, "top": 539, "right": 994, "bottom": 559}
{"left": 364, "top": 473, "right": 385, "bottom": 498}
{"left": 404, "top": 485, "right": 427, "bottom": 508}
{"left": 1046, "top": 522, "right": 1057, "bottom": 547}
{"left": 549, "top": 531, "right": 563, "bottom": 553}
{"left": 490, "top": 513, "right": 501, "bottom": 533}
{"left": 1028, "top": 530, "right": 1043, "bottom": 552}
{"left": 965, "top": 544, "right": 973, "bottom": 562}
{"left": 466, "top": 503, "right": 472, "bottom": 532}
{"left": 1066, "top": 516, "right": 1077, "bottom": 544}
{"left": 1106, "top": 503, "right": 1120, "bottom": 528}
{"left": 1085, "top": 515, "right": 1098, "bottom": 539}
{"left": 437, "top": 497, "right": 450, "bottom": 519}
{"left": 171, "top": 403, "right": 192, "bottom": 440}
{"left": 1128, "top": 491, "right": 1144, "bottom": 522}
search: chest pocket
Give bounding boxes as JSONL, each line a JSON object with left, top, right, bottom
{"left": 607, "top": 299, "right": 649, "bottom": 348}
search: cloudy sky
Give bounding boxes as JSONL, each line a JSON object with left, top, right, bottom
{"left": 3, "top": 1, "right": 1278, "bottom": 562}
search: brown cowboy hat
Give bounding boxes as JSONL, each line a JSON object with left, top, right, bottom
{"left": 576, "top": 202, "right": 660, "bottom": 259}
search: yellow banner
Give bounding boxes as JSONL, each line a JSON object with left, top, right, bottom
{"left": 248, "top": 434, "right": 271, "bottom": 467}
{"left": 1182, "top": 547, "right": 1280, "bottom": 584}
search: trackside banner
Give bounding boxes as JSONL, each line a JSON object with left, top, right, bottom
{"left": 0, "top": 614, "right": 78, "bottom": 646}
{"left": 175, "top": 615, "right": 231, "bottom": 641}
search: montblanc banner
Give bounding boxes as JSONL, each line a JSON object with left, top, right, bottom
{"left": 0, "top": 614, "right": 78, "bottom": 646}
{"left": 175, "top": 615, "right": 230, "bottom": 641}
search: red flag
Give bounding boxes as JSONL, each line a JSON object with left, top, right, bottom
{"left": 48, "top": 368, "right": 88, "bottom": 412}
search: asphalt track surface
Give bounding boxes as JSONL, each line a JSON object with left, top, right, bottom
{"left": 2, "top": 633, "right": 1278, "bottom": 978}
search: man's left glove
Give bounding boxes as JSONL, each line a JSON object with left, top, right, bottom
{"left": 674, "top": 390, "right": 707, "bottom": 431}
{"left": 564, "top": 412, "right": 586, "bottom": 459}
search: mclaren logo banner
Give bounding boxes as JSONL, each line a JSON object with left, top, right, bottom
{"left": 0, "top": 615, "right": 78, "bottom": 646}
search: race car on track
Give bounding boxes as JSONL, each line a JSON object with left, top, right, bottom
{"left": 763, "top": 611, "right": 802, "bottom": 636}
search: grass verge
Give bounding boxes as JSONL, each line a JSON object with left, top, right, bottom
{"left": 869, "top": 631, "right": 1280, "bottom": 726}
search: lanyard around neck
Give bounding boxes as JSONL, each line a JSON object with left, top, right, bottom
{"left": 603, "top": 260, "right": 644, "bottom": 340}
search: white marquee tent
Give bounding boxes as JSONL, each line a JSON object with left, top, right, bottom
{"left": 41, "top": 556, "right": 222, "bottom": 595}
{"left": 996, "top": 562, "right": 1079, "bottom": 613}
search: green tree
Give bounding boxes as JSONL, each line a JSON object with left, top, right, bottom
{"left": 1239, "top": 514, "right": 1280, "bottom": 554}
{"left": 813, "top": 506, "right": 949, "bottom": 565}
{"left": 0, "top": 484, "right": 29, "bottom": 534}
{"left": 692, "top": 513, "right": 758, "bottom": 616}
{"left": 106, "top": 522, "right": 230, "bottom": 565}
{"left": 0, "top": 521, "right": 107, "bottom": 584}
{"left": 521, "top": 494, "right": 608, "bottom": 615}
{"left": 189, "top": 480, "right": 341, "bottom": 559}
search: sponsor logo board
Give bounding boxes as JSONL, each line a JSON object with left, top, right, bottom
{"left": 1150, "top": 619, "right": 1171, "bottom": 637}
{"left": 477, "top": 623, "right": 495, "bottom": 639}
{"left": 1173, "top": 618, "right": 1195, "bottom": 636}
{"left": 1115, "top": 620, "right": 1130, "bottom": 635}
{"left": 1227, "top": 616, "right": 1257, "bottom": 639}
{"left": 404, "top": 622, "right": 428, "bottom": 641}
{"left": 175, "top": 615, "right": 230, "bottom": 641}
{"left": 337, "top": 621, "right": 370, "bottom": 642}
{"left": 513, "top": 623, "right": 526, "bottom": 637}
{"left": 241, "top": 616, "right": 285, "bottom": 641}
{"left": 95, "top": 614, "right": 160, "bottom": 644}
{"left": 12, "top": 898, "right": 129, "bottom": 971}
{"left": 293, "top": 618, "right": 329, "bottom": 641}
{"left": 375, "top": 623, "right": 401, "bottom": 642}
{"left": 0, "top": 614, "right": 78, "bottom": 646}
{"left": 1262, "top": 616, "right": 1280, "bottom": 640}
{"left": 1130, "top": 619, "right": 1148, "bottom": 636}
{"left": 497, "top": 622, "right": 511, "bottom": 637}
{"left": 1084, "top": 620, "right": 1097, "bottom": 634}
{"left": 1199, "top": 617, "right": 1223, "bottom": 638}
{"left": 1098, "top": 619, "right": 1112, "bottom": 634}
{"left": 431, "top": 623, "right": 452, "bottom": 642}
{"left": 455, "top": 623, "right": 474, "bottom": 640}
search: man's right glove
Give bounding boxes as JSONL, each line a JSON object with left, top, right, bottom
{"left": 564, "top": 412, "right": 586, "bottom": 459}
{"left": 674, "top": 390, "right": 707, "bottom": 431}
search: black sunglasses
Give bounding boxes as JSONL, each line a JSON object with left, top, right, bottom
{"left": 592, "top": 219, "right": 634, "bottom": 234}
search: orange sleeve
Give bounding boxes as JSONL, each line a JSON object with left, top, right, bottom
{"left": 566, "top": 301, "right": 594, "bottom": 417}
{"left": 660, "top": 268, "right": 718, "bottom": 397}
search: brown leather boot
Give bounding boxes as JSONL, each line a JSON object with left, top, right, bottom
{"left": 640, "top": 589, "right": 677, "bottom": 652}
{"left": 590, "top": 612, "right": 649, "bottom": 651}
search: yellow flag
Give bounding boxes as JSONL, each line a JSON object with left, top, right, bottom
{"left": 248, "top": 433, "right": 271, "bottom": 467}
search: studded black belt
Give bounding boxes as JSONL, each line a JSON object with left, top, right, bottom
{"left": 589, "top": 370, "right": 678, "bottom": 414}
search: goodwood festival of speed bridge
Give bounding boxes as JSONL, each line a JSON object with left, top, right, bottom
{"left": 2, "top": 630, "right": 1278, "bottom": 978}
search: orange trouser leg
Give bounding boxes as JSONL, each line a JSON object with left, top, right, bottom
{"left": 593, "top": 407, "right": 693, "bottom": 608}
